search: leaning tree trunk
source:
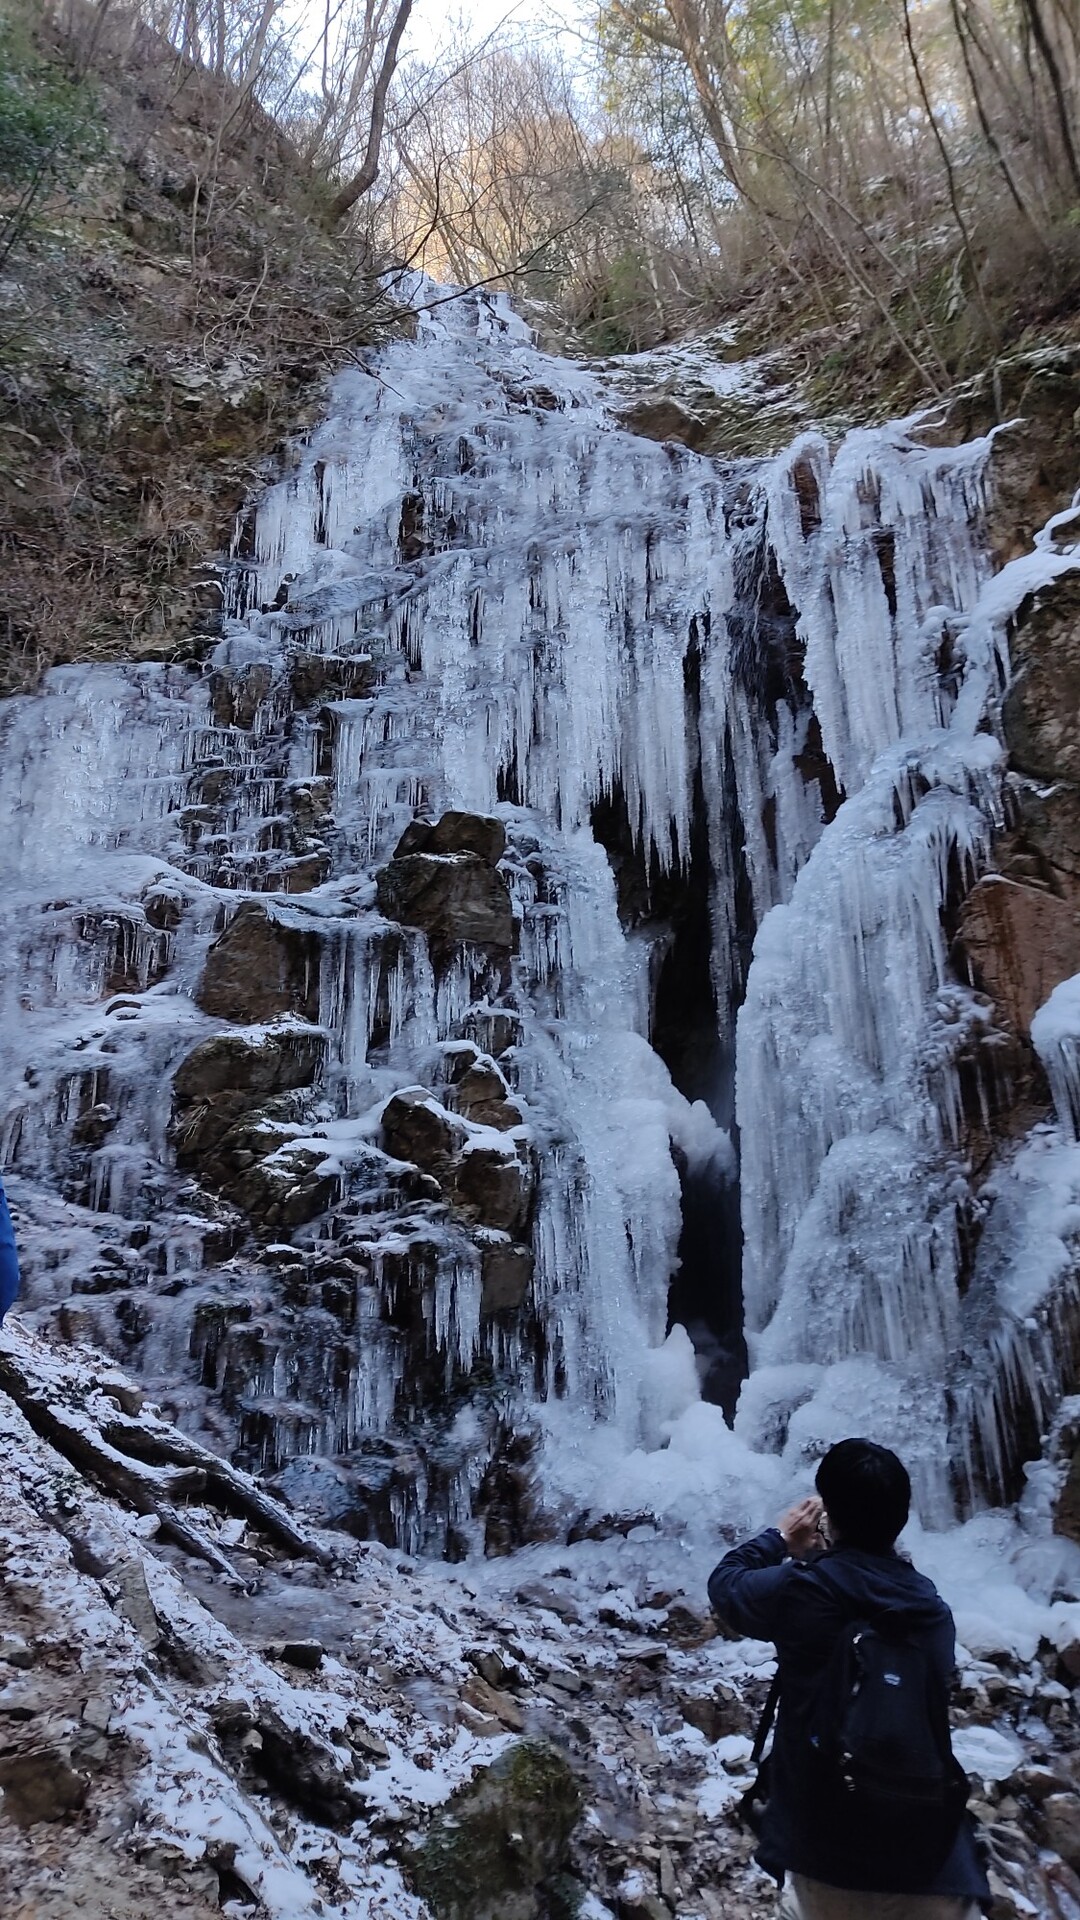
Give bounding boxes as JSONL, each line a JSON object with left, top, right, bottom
{"left": 328, "top": 0, "right": 414, "bottom": 223}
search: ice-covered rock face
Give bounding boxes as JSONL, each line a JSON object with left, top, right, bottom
{"left": 3, "top": 282, "right": 1080, "bottom": 1549}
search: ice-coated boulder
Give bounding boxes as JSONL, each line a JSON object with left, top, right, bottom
{"left": 395, "top": 810, "right": 507, "bottom": 866}
{"left": 380, "top": 1089, "right": 463, "bottom": 1172}
{"left": 197, "top": 902, "right": 322, "bottom": 1023}
{"left": 376, "top": 852, "right": 513, "bottom": 963}
{"left": 480, "top": 1238, "right": 533, "bottom": 1315}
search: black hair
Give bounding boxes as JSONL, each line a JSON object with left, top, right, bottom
{"left": 815, "top": 1438, "right": 911, "bottom": 1551}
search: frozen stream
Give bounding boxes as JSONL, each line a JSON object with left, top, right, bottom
{"left": 3, "top": 286, "right": 1080, "bottom": 1562}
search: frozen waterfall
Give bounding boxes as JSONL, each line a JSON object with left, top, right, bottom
{"left": 2, "top": 283, "right": 1079, "bottom": 1549}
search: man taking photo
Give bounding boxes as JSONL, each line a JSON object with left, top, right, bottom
{"left": 709, "top": 1438, "right": 989, "bottom": 1919}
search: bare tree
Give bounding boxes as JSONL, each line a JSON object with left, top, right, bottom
{"left": 326, "top": 0, "right": 414, "bottom": 219}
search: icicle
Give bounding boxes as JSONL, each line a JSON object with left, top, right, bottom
{"left": 1032, "top": 975, "right": 1080, "bottom": 1138}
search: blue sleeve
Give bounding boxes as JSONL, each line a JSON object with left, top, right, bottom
{"left": 707, "top": 1527, "right": 792, "bottom": 1639}
{"left": 0, "top": 1181, "right": 20, "bottom": 1323}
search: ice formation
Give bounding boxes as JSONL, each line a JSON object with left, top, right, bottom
{"left": 2, "top": 281, "right": 1080, "bottom": 1548}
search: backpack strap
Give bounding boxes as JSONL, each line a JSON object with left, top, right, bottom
{"left": 737, "top": 1670, "right": 783, "bottom": 1846}
{"left": 750, "top": 1668, "right": 782, "bottom": 1767}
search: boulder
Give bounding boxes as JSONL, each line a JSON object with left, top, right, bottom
{"left": 407, "top": 1740, "right": 581, "bottom": 1920}
{"left": 395, "top": 811, "right": 507, "bottom": 865}
{"left": 1003, "top": 574, "right": 1080, "bottom": 785}
{"left": 173, "top": 1026, "right": 327, "bottom": 1174}
{"left": 481, "top": 1240, "right": 533, "bottom": 1315}
{"left": 230, "top": 1145, "right": 338, "bottom": 1231}
{"left": 617, "top": 396, "right": 708, "bottom": 450}
{"left": 211, "top": 660, "right": 274, "bottom": 730}
{"left": 286, "top": 779, "right": 333, "bottom": 836}
{"left": 381, "top": 1091, "right": 462, "bottom": 1172}
{"left": 174, "top": 1026, "right": 326, "bottom": 1106}
{"left": 451, "top": 1060, "right": 523, "bottom": 1131}
{"left": 1055, "top": 1440, "right": 1080, "bottom": 1546}
{"left": 452, "top": 1145, "right": 534, "bottom": 1234}
{"left": 0, "top": 1738, "right": 88, "bottom": 1824}
{"left": 1042, "top": 1794, "right": 1080, "bottom": 1871}
{"left": 377, "top": 853, "right": 513, "bottom": 963}
{"left": 265, "top": 1640, "right": 324, "bottom": 1671}
{"left": 197, "top": 902, "right": 321, "bottom": 1023}
{"left": 427, "top": 811, "right": 507, "bottom": 865}
{"left": 290, "top": 652, "right": 373, "bottom": 707}
{"left": 956, "top": 876, "right": 1080, "bottom": 1038}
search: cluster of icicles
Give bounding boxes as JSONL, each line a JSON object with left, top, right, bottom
{"left": 2, "top": 282, "right": 1080, "bottom": 1546}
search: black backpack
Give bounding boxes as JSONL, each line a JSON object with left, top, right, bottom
{"left": 742, "top": 1618, "right": 970, "bottom": 1890}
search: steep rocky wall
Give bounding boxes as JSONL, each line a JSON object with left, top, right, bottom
{"left": 0, "top": 5, "right": 405, "bottom": 695}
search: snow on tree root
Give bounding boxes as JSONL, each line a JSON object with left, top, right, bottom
{"left": 0, "top": 1321, "right": 333, "bottom": 1575}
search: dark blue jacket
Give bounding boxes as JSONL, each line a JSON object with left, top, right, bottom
{"left": 0, "top": 1178, "right": 20, "bottom": 1324}
{"left": 708, "top": 1529, "right": 989, "bottom": 1904}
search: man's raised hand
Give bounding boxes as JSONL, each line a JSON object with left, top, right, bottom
{"left": 779, "top": 1495, "right": 825, "bottom": 1559}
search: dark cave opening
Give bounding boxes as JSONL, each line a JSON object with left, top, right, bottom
{"left": 651, "top": 733, "right": 751, "bottom": 1424}
{"left": 590, "top": 642, "right": 753, "bottom": 1420}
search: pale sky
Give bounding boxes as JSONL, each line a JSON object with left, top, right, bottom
{"left": 285, "top": 0, "right": 586, "bottom": 65}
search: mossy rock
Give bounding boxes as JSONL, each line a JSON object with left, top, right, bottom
{"left": 407, "top": 1739, "right": 581, "bottom": 1920}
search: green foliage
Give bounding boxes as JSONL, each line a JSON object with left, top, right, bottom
{"left": 408, "top": 1740, "right": 581, "bottom": 1920}
{"left": 0, "top": 18, "right": 103, "bottom": 199}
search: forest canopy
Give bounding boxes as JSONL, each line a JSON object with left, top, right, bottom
{"left": 8, "top": 0, "right": 1080, "bottom": 382}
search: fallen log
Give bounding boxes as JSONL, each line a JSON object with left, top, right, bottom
{"left": 0, "top": 1324, "right": 333, "bottom": 1571}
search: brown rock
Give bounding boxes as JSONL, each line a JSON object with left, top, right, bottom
{"left": 468, "top": 1648, "right": 521, "bottom": 1691}
{"left": 452, "top": 1060, "right": 523, "bottom": 1131}
{"left": 287, "top": 779, "right": 333, "bottom": 836}
{"left": 1004, "top": 573, "right": 1080, "bottom": 785}
{"left": 1013, "top": 1763, "right": 1076, "bottom": 1799}
{"left": 197, "top": 902, "right": 321, "bottom": 1023}
{"left": 290, "top": 652, "right": 373, "bottom": 707}
{"left": 230, "top": 1146, "right": 338, "bottom": 1230}
{"left": 0, "top": 1741, "right": 88, "bottom": 1823}
{"left": 265, "top": 1640, "right": 324, "bottom": 1671}
{"left": 427, "top": 811, "right": 507, "bottom": 865}
{"left": 462, "top": 1675, "right": 526, "bottom": 1732}
{"left": 452, "top": 1146, "right": 533, "bottom": 1234}
{"left": 480, "top": 1241, "right": 533, "bottom": 1314}
{"left": 394, "top": 811, "right": 507, "bottom": 865}
{"left": 932, "top": 352, "right": 1080, "bottom": 566}
{"left": 175, "top": 1026, "right": 326, "bottom": 1106}
{"left": 211, "top": 660, "right": 274, "bottom": 730}
{"left": 1055, "top": 1441, "right": 1080, "bottom": 1548}
{"left": 377, "top": 853, "right": 513, "bottom": 962}
{"left": 381, "top": 1090, "right": 462, "bottom": 1171}
{"left": 618, "top": 396, "right": 707, "bottom": 450}
{"left": 1042, "top": 1793, "right": 1080, "bottom": 1870}
{"left": 278, "top": 850, "right": 332, "bottom": 894}
{"left": 677, "top": 1685, "right": 747, "bottom": 1743}
{"left": 956, "top": 876, "right": 1080, "bottom": 1037}
{"left": 791, "top": 455, "right": 822, "bottom": 536}
{"left": 172, "top": 1026, "right": 327, "bottom": 1174}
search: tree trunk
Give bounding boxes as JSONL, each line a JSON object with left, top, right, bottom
{"left": 328, "top": 0, "right": 414, "bottom": 222}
